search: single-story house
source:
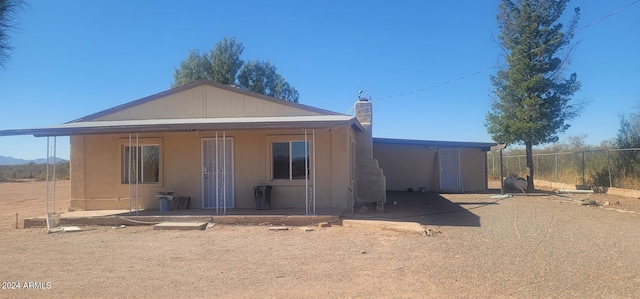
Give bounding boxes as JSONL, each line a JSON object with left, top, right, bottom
{"left": 0, "top": 80, "right": 494, "bottom": 213}
{"left": 1, "top": 80, "right": 386, "bottom": 213}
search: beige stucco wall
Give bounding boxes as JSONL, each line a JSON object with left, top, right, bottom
{"left": 70, "top": 126, "right": 352, "bottom": 211}
{"left": 373, "top": 143, "right": 488, "bottom": 192}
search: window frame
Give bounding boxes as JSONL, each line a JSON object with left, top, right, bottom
{"left": 271, "top": 140, "right": 310, "bottom": 181}
{"left": 121, "top": 143, "right": 161, "bottom": 185}
{"left": 266, "top": 135, "right": 313, "bottom": 184}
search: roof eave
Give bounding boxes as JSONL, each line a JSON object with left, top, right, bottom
{"left": 373, "top": 137, "right": 496, "bottom": 151}
{"left": 0, "top": 117, "right": 357, "bottom": 137}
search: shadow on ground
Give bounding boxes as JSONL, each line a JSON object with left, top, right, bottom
{"left": 345, "top": 191, "right": 509, "bottom": 227}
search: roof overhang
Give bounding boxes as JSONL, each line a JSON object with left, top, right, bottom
{"left": 373, "top": 137, "right": 497, "bottom": 151}
{"left": 0, "top": 115, "right": 362, "bottom": 137}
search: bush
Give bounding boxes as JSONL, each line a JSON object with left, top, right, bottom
{"left": 0, "top": 162, "right": 70, "bottom": 181}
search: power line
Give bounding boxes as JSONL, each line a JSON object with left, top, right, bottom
{"left": 372, "top": 0, "right": 640, "bottom": 101}
{"left": 579, "top": 0, "right": 640, "bottom": 31}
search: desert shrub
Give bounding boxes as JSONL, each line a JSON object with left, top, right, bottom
{"left": 0, "top": 162, "right": 69, "bottom": 181}
{"left": 589, "top": 166, "right": 611, "bottom": 187}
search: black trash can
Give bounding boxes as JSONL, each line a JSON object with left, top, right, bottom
{"left": 253, "top": 185, "right": 272, "bottom": 210}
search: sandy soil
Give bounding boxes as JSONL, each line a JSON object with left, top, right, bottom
{"left": 1, "top": 180, "right": 640, "bottom": 298}
{"left": 0, "top": 180, "right": 71, "bottom": 229}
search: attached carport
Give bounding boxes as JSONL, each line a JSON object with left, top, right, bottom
{"left": 372, "top": 138, "right": 496, "bottom": 192}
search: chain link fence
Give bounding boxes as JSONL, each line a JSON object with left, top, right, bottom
{"left": 488, "top": 148, "right": 640, "bottom": 190}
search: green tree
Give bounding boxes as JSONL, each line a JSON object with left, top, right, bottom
{"left": 486, "top": 0, "right": 582, "bottom": 190}
{"left": 172, "top": 37, "right": 243, "bottom": 88}
{"left": 614, "top": 111, "right": 640, "bottom": 173}
{"left": 237, "top": 60, "right": 299, "bottom": 103}
{"left": 616, "top": 113, "right": 640, "bottom": 150}
{"left": 210, "top": 37, "right": 244, "bottom": 85}
{"left": 172, "top": 37, "right": 299, "bottom": 102}
{"left": 0, "top": 0, "right": 26, "bottom": 69}
{"left": 171, "top": 49, "right": 211, "bottom": 88}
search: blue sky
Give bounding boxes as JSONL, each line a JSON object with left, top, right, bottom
{"left": 0, "top": 0, "right": 639, "bottom": 160}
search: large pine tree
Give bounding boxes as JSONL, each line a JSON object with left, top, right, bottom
{"left": 0, "top": 0, "right": 26, "bottom": 69}
{"left": 486, "top": 0, "right": 582, "bottom": 190}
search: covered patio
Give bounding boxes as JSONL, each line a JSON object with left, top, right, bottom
{"left": 0, "top": 114, "right": 359, "bottom": 216}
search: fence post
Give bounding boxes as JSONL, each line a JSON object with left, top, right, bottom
{"left": 607, "top": 150, "right": 612, "bottom": 188}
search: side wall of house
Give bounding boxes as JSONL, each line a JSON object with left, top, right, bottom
{"left": 69, "top": 126, "right": 351, "bottom": 211}
{"left": 372, "top": 143, "right": 488, "bottom": 192}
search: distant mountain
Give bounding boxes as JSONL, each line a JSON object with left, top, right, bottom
{"left": 0, "top": 156, "right": 68, "bottom": 165}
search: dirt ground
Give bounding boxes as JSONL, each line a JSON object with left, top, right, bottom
{"left": 487, "top": 180, "right": 640, "bottom": 213}
{"left": 1, "top": 180, "right": 640, "bottom": 298}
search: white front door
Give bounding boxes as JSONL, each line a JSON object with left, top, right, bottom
{"left": 439, "top": 148, "right": 461, "bottom": 191}
{"left": 202, "top": 137, "right": 234, "bottom": 209}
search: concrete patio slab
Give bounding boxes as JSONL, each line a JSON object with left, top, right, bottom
{"left": 56, "top": 208, "right": 343, "bottom": 227}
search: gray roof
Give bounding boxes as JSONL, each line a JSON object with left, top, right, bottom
{"left": 0, "top": 80, "right": 360, "bottom": 137}
{"left": 0, "top": 115, "right": 361, "bottom": 137}
{"left": 373, "top": 137, "right": 496, "bottom": 151}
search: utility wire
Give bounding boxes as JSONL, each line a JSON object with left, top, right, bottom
{"left": 372, "top": 0, "right": 640, "bottom": 101}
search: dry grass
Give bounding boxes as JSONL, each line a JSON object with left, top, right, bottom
{"left": 613, "top": 174, "right": 640, "bottom": 190}
{"left": 491, "top": 167, "right": 640, "bottom": 190}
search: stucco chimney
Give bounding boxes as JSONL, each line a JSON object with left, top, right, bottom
{"left": 352, "top": 97, "right": 386, "bottom": 209}
{"left": 355, "top": 98, "right": 373, "bottom": 159}
{"left": 355, "top": 98, "right": 372, "bottom": 126}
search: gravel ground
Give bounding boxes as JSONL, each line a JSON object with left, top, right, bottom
{"left": 1, "top": 180, "right": 640, "bottom": 298}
